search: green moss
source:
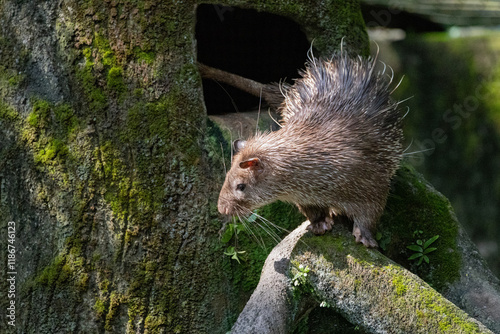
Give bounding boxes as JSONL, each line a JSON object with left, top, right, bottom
{"left": 401, "top": 275, "right": 485, "bottom": 332}
{"left": 126, "top": 260, "right": 158, "bottom": 330}
{"left": 35, "top": 138, "right": 68, "bottom": 164}
{"left": 133, "top": 88, "right": 144, "bottom": 98}
{"left": 0, "top": 100, "right": 19, "bottom": 122}
{"left": 107, "top": 66, "right": 126, "bottom": 93}
{"left": 105, "top": 291, "right": 121, "bottom": 331}
{"left": 75, "top": 32, "right": 126, "bottom": 115}
{"left": 379, "top": 163, "right": 461, "bottom": 291}
{"left": 7, "top": 73, "right": 25, "bottom": 87}
{"left": 54, "top": 103, "right": 79, "bottom": 134}
{"left": 35, "top": 255, "right": 67, "bottom": 287}
{"left": 133, "top": 46, "right": 155, "bottom": 64}
{"left": 94, "top": 298, "right": 107, "bottom": 318}
{"left": 32, "top": 237, "right": 88, "bottom": 293}
{"left": 76, "top": 48, "right": 108, "bottom": 113}
{"left": 94, "top": 33, "right": 117, "bottom": 66}
{"left": 0, "top": 45, "right": 27, "bottom": 94}
{"left": 28, "top": 99, "right": 51, "bottom": 128}
{"left": 27, "top": 111, "right": 39, "bottom": 127}
{"left": 392, "top": 274, "right": 408, "bottom": 296}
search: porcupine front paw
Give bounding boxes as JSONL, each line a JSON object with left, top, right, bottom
{"left": 297, "top": 205, "right": 334, "bottom": 235}
{"left": 353, "top": 224, "right": 378, "bottom": 248}
{"left": 307, "top": 216, "right": 334, "bottom": 235}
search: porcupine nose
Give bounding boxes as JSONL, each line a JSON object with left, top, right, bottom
{"left": 217, "top": 197, "right": 229, "bottom": 215}
{"left": 218, "top": 205, "right": 230, "bottom": 216}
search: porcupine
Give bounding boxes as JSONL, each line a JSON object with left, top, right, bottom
{"left": 217, "top": 50, "right": 403, "bottom": 247}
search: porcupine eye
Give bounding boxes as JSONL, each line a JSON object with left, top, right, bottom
{"left": 236, "top": 184, "right": 246, "bottom": 192}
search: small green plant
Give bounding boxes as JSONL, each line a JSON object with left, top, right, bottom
{"left": 220, "top": 215, "right": 252, "bottom": 264}
{"left": 319, "top": 301, "right": 331, "bottom": 308}
{"left": 220, "top": 219, "right": 246, "bottom": 243}
{"left": 223, "top": 246, "right": 246, "bottom": 264}
{"left": 407, "top": 230, "right": 439, "bottom": 265}
{"left": 292, "top": 264, "right": 311, "bottom": 288}
{"left": 375, "top": 231, "right": 391, "bottom": 251}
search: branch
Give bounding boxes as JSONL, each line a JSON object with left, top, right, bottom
{"left": 292, "top": 226, "right": 494, "bottom": 334}
{"left": 231, "top": 221, "right": 309, "bottom": 334}
{"left": 232, "top": 222, "right": 493, "bottom": 333}
{"left": 198, "top": 63, "right": 284, "bottom": 109}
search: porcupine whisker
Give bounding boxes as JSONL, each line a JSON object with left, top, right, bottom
{"left": 233, "top": 207, "right": 284, "bottom": 246}
{"left": 387, "top": 65, "right": 395, "bottom": 85}
{"left": 403, "top": 138, "right": 414, "bottom": 154}
{"left": 373, "top": 40, "right": 380, "bottom": 63}
{"left": 253, "top": 214, "right": 284, "bottom": 236}
{"left": 307, "top": 40, "right": 317, "bottom": 65}
{"left": 232, "top": 205, "right": 266, "bottom": 246}
{"left": 390, "top": 75, "right": 405, "bottom": 95}
{"left": 367, "top": 43, "right": 380, "bottom": 79}
{"left": 254, "top": 212, "right": 311, "bottom": 248}
{"left": 256, "top": 87, "right": 263, "bottom": 135}
{"left": 401, "top": 137, "right": 435, "bottom": 156}
{"left": 278, "top": 78, "right": 290, "bottom": 100}
{"left": 229, "top": 130, "right": 234, "bottom": 162}
{"left": 237, "top": 121, "right": 244, "bottom": 140}
{"left": 379, "top": 61, "right": 387, "bottom": 77}
{"left": 253, "top": 217, "right": 282, "bottom": 245}
{"left": 253, "top": 214, "right": 289, "bottom": 244}
{"left": 213, "top": 80, "right": 240, "bottom": 113}
{"left": 250, "top": 220, "right": 276, "bottom": 246}
{"left": 237, "top": 215, "right": 261, "bottom": 247}
{"left": 239, "top": 211, "right": 267, "bottom": 247}
{"left": 401, "top": 106, "right": 411, "bottom": 120}
{"left": 220, "top": 142, "right": 227, "bottom": 174}
{"left": 402, "top": 147, "right": 435, "bottom": 156}
{"left": 242, "top": 211, "right": 264, "bottom": 245}
{"left": 253, "top": 212, "right": 290, "bottom": 234}
{"left": 395, "top": 96, "right": 413, "bottom": 106}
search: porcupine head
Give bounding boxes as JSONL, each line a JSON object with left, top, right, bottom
{"left": 217, "top": 51, "right": 403, "bottom": 248}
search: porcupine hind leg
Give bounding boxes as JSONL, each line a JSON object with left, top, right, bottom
{"left": 298, "top": 205, "right": 334, "bottom": 235}
{"left": 352, "top": 217, "right": 378, "bottom": 248}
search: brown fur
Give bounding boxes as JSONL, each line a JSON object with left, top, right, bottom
{"left": 217, "top": 51, "right": 403, "bottom": 247}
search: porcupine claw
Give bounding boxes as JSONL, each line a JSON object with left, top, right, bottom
{"left": 306, "top": 216, "right": 334, "bottom": 235}
{"left": 353, "top": 225, "right": 379, "bottom": 248}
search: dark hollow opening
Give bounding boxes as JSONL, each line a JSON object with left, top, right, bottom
{"left": 195, "top": 4, "right": 310, "bottom": 115}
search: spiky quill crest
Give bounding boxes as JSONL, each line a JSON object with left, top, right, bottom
{"left": 218, "top": 50, "right": 404, "bottom": 247}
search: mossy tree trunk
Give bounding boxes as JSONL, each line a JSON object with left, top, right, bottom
{"left": 0, "top": 0, "right": 368, "bottom": 333}
{"left": 1, "top": 0, "right": 224, "bottom": 332}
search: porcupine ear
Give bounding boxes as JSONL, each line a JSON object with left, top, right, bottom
{"left": 233, "top": 139, "right": 246, "bottom": 154}
{"left": 239, "top": 158, "right": 261, "bottom": 171}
